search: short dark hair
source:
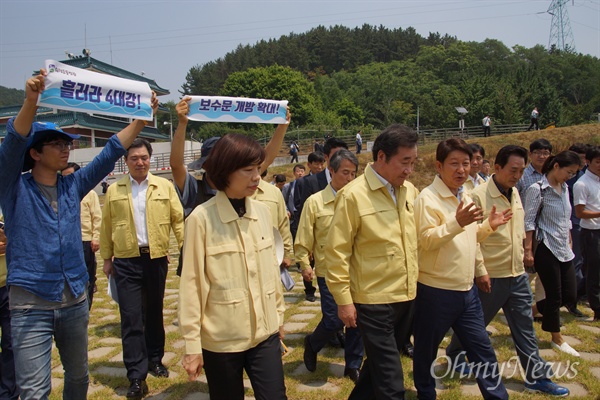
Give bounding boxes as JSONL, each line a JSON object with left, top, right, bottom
{"left": 529, "top": 138, "right": 552, "bottom": 153}
{"left": 372, "top": 124, "right": 418, "bottom": 161}
{"left": 274, "top": 174, "right": 286, "bottom": 184}
{"left": 293, "top": 164, "right": 306, "bottom": 173}
{"left": 586, "top": 145, "right": 600, "bottom": 162}
{"left": 62, "top": 162, "right": 81, "bottom": 172}
{"left": 494, "top": 145, "right": 528, "bottom": 168}
{"left": 469, "top": 143, "right": 485, "bottom": 158}
{"left": 482, "top": 159, "right": 490, "bottom": 165}
{"left": 203, "top": 133, "right": 265, "bottom": 191}
{"left": 569, "top": 143, "right": 588, "bottom": 155}
{"left": 323, "top": 137, "right": 348, "bottom": 157}
{"left": 541, "top": 150, "right": 582, "bottom": 175}
{"left": 329, "top": 149, "right": 358, "bottom": 172}
{"left": 126, "top": 138, "right": 153, "bottom": 158}
{"left": 436, "top": 138, "right": 472, "bottom": 163}
{"left": 307, "top": 152, "right": 325, "bottom": 164}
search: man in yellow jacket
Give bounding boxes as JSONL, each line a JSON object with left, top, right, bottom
{"left": 62, "top": 162, "right": 102, "bottom": 310}
{"left": 100, "top": 138, "right": 184, "bottom": 399}
{"left": 326, "top": 124, "right": 419, "bottom": 400}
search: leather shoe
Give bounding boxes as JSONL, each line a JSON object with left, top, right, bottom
{"left": 344, "top": 367, "right": 360, "bottom": 383}
{"left": 303, "top": 335, "right": 317, "bottom": 372}
{"left": 566, "top": 305, "right": 585, "bottom": 317}
{"left": 126, "top": 379, "right": 148, "bottom": 399}
{"left": 148, "top": 362, "right": 169, "bottom": 378}
{"left": 305, "top": 294, "right": 317, "bottom": 302}
{"left": 400, "top": 343, "right": 414, "bottom": 359}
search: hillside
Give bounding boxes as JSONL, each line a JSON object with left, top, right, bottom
{"left": 268, "top": 124, "right": 600, "bottom": 191}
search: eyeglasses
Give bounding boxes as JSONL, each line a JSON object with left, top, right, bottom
{"left": 532, "top": 150, "right": 551, "bottom": 157}
{"left": 43, "top": 141, "right": 73, "bottom": 151}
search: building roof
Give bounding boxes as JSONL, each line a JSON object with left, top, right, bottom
{"left": 0, "top": 111, "right": 168, "bottom": 140}
{"left": 36, "top": 56, "right": 170, "bottom": 96}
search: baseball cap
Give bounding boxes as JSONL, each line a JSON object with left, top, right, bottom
{"left": 187, "top": 136, "right": 221, "bottom": 170}
{"left": 22, "top": 122, "right": 80, "bottom": 171}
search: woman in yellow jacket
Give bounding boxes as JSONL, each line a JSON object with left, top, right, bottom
{"left": 179, "top": 133, "right": 286, "bottom": 400}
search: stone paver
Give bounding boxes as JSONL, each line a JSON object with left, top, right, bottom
{"left": 88, "top": 346, "right": 115, "bottom": 359}
{"left": 562, "top": 335, "right": 582, "bottom": 346}
{"left": 284, "top": 322, "right": 308, "bottom": 332}
{"left": 578, "top": 324, "right": 600, "bottom": 334}
{"left": 591, "top": 367, "right": 600, "bottom": 379}
{"left": 290, "top": 313, "right": 316, "bottom": 321}
{"left": 579, "top": 352, "right": 600, "bottom": 362}
{"left": 109, "top": 352, "right": 123, "bottom": 363}
{"left": 297, "top": 381, "right": 339, "bottom": 393}
{"left": 99, "top": 337, "right": 121, "bottom": 345}
{"left": 93, "top": 366, "right": 127, "bottom": 377}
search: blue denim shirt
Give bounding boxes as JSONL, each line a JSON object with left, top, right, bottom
{"left": 0, "top": 117, "right": 126, "bottom": 302}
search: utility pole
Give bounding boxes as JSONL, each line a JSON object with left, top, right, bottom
{"left": 548, "top": 0, "right": 576, "bottom": 51}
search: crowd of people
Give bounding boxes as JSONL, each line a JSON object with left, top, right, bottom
{"left": 0, "top": 72, "right": 598, "bottom": 400}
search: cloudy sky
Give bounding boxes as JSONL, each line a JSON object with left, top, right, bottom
{"left": 1, "top": 0, "right": 598, "bottom": 102}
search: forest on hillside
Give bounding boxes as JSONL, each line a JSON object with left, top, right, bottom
{"left": 0, "top": 86, "right": 24, "bottom": 107}
{"left": 180, "top": 24, "right": 600, "bottom": 138}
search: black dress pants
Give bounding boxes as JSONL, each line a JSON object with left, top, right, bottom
{"left": 113, "top": 253, "right": 168, "bottom": 380}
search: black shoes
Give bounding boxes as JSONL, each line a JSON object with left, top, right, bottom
{"left": 344, "top": 367, "right": 360, "bottom": 383}
{"left": 148, "top": 362, "right": 169, "bottom": 378}
{"left": 400, "top": 343, "right": 414, "bottom": 359}
{"left": 303, "top": 335, "right": 317, "bottom": 372}
{"left": 566, "top": 304, "right": 585, "bottom": 317}
{"left": 126, "top": 379, "right": 148, "bottom": 399}
{"left": 305, "top": 294, "right": 317, "bottom": 302}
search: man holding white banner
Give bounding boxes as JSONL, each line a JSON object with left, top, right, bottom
{"left": 0, "top": 69, "right": 157, "bottom": 400}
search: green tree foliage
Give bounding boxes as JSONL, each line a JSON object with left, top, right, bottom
{"left": 0, "top": 86, "right": 25, "bottom": 106}
{"left": 181, "top": 24, "right": 599, "bottom": 130}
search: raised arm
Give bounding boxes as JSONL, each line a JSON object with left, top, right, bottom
{"left": 260, "top": 107, "right": 291, "bottom": 172}
{"left": 13, "top": 70, "right": 46, "bottom": 137}
{"left": 170, "top": 97, "right": 191, "bottom": 192}
{"left": 116, "top": 91, "right": 159, "bottom": 149}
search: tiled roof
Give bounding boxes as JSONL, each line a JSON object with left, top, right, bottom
{"left": 0, "top": 111, "right": 168, "bottom": 140}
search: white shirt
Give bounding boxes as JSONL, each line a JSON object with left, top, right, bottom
{"left": 130, "top": 175, "right": 149, "bottom": 246}
{"left": 371, "top": 167, "right": 396, "bottom": 205}
{"left": 325, "top": 168, "right": 332, "bottom": 184}
{"left": 574, "top": 169, "right": 600, "bottom": 230}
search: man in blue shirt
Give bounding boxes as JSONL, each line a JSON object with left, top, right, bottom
{"left": 0, "top": 70, "right": 157, "bottom": 400}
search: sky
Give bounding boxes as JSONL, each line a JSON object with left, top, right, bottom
{"left": 1, "top": 0, "right": 599, "bottom": 103}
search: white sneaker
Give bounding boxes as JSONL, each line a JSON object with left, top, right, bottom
{"left": 551, "top": 341, "right": 580, "bottom": 357}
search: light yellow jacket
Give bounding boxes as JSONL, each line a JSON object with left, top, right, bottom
{"left": 471, "top": 177, "right": 526, "bottom": 278}
{"left": 178, "top": 191, "right": 285, "bottom": 354}
{"left": 252, "top": 180, "right": 293, "bottom": 260}
{"left": 415, "top": 176, "right": 494, "bottom": 291}
{"left": 295, "top": 184, "right": 335, "bottom": 278}
{"left": 326, "top": 164, "right": 419, "bottom": 306}
{"left": 464, "top": 173, "right": 486, "bottom": 193}
{"left": 100, "top": 173, "right": 184, "bottom": 260}
{"left": 81, "top": 190, "right": 101, "bottom": 241}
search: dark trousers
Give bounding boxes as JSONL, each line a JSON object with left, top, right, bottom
{"left": 582, "top": 228, "right": 600, "bottom": 315}
{"left": 446, "top": 274, "right": 552, "bottom": 383}
{"left": 571, "top": 225, "right": 586, "bottom": 301}
{"left": 290, "top": 153, "right": 298, "bottom": 163}
{"left": 414, "top": 283, "right": 507, "bottom": 400}
{"left": 483, "top": 126, "right": 491, "bottom": 137}
{"left": 535, "top": 243, "right": 577, "bottom": 332}
{"left": 0, "top": 286, "right": 18, "bottom": 399}
{"left": 348, "top": 301, "right": 413, "bottom": 400}
{"left": 82, "top": 241, "right": 97, "bottom": 310}
{"left": 113, "top": 254, "right": 168, "bottom": 380}
{"left": 528, "top": 118, "right": 539, "bottom": 131}
{"left": 202, "top": 333, "right": 287, "bottom": 400}
{"left": 308, "top": 277, "right": 363, "bottom": 369}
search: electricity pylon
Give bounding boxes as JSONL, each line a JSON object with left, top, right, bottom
{"left": 548, "top": 0, "right": 576, "bottom": 51}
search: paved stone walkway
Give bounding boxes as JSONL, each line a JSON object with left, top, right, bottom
{"left": 48, "top": 258, "right": 600, "bottom": 399}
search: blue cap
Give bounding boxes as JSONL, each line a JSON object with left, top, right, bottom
{"left": 187, "top": 136, "right": 221, "bottom": 170}
{"left": 22, "top": 122, "right": 80, "bottom": 171}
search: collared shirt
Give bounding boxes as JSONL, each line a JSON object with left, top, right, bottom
{"left": 130, "top": 174, "right": 149, "bottom": 246}
{"left": 175, "top": 172, "right": 217, "bottom": 218}
{"left": 325, "top": 163, "right": 419, "bottom": 305}
{"left": 252, "top": 180, "right": 293, "bottom": 260}
{"left": 80, "top": 190, "right": 101, "bottom": 241}
{"left": 516, "top": 164, "right": 544, "bottom": 207}
{"left": 471, "top": 178, "right": 525, "bottom": 278}
{"left": 574, "top": 169, "right": 600, "bottom": 230}
{"left": 325, "top": 167, "right": 332, "bottom": 184}
{"left": 0, "top": 117, "right": 126, "bottom": 302}
{"left": 415, "top": 176, "right": 494, "bottom": 291}
{"left": 295, "top": 184, "right": 336, "bottom": 277}
{"left": 464, "top": 173, "right": 485, "bottom": 193}
{"left": 371, "top": 166, "right": 397, "bottom": 204}
{"left": 179, "top": 191, "right": 285, "bottom": 354}
{"left": 524, "top": 176, "right": 574, "bottom": 262}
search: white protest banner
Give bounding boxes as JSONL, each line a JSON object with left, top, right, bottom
{"left": 187, "top": 96, "right": 288, "bottom": 124}
{"left": 38, "top": 60, "right": 153, "bottom": 121}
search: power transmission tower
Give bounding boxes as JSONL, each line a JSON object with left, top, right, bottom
{"left": 547, "top": 0, "right": 576, "bottom": 51}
